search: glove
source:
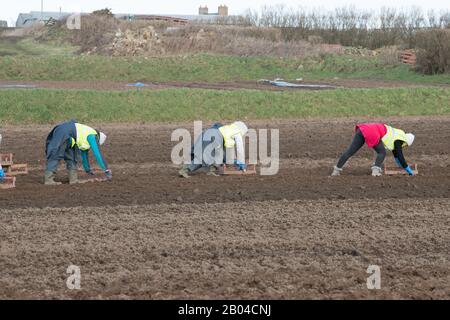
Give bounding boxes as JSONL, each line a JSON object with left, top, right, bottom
{"left": 394, "top": 157, "right": 402, "bottom": 168}
{"left": 405, "top": 166, "right": 414, "bottom": 176}
{"left": 234, "top": 160, "right": 247, "bottom": 171}
{"left": 105, "top": 169, "right": 112, "bottom": 180}
{"left": 0, "top": 168, "right": 4, "bottom": 181}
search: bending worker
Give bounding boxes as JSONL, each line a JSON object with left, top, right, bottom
{"left": 331, "top": 122, "right": 415, "bottom": 177}
{"left": 45, "top": 120, "right": 112, "bottom": 185}
{"left": 179, "top": 121, "right": 248, "bottom": 178}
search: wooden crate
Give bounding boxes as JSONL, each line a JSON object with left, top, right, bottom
{"left": 6, "top": 164, "right": 29, "bottom": 176}
{"left": 0, "top": 153, "right": 13, "bottom": 166}
{"left": 0, "top": 176, "right": 16, "bottom": 189}
{"left": 219, "top": 164, "right": 257, "bottom": 175}
{"left": 0, "top": 153, "right": 29, "bottom": 189}
{"left": 384, "top": 163, "right": 418, "bottom": 175}
{"left": 77, "top": 177, "right": 108, "bottom": 184}
{"left": 400, "top": 49, "right": 416, "bottom": 65}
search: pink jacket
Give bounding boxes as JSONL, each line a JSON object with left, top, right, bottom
{"left": 355, "top": 123, "right": 387, "bottom": 148}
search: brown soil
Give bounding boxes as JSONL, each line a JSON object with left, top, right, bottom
{"left": 1, "top": 117, "right": 450, "bottom": 209}
{"left": 0, "top": 78, "right": 449, "bottom": 91}
{"left": 0, "top": 117, "right": 449, "bottom": 299}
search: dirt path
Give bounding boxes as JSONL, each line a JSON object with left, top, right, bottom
{"left": 0, "top": 78, "right": 449, "bottom": 91}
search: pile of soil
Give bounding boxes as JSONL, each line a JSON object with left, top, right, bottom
{"left": 106, "top": 26, "right": 165, "bottom": 56}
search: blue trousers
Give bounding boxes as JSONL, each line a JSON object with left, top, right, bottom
{"left": 45, "top": 121, "right": 78, "bottom": 172}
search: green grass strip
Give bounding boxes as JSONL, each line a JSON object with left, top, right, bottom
{"left": 0, "top": 87, "right": 449, "bottom": 124}
{"left": 0, "top": 54, "right": 449, "bottom": 84}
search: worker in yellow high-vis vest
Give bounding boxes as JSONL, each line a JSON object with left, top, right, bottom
{"left": 331, "top": 123, "right": 415, "bottom": 177}
{"left": 178, "top": 121, "right": 248, "bottom": 178}
{"left": 44, "top": 120, "right": 111, "bottom": 185}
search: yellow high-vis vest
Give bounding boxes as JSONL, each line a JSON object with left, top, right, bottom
{"left": 381, "top": 125, "right": 408, "bottom": 151}
{"left": 70, "top": 123, "right": 98, "bottom": 151}
{"left": 219, "top": 123, "right": 242, "bottom": 148}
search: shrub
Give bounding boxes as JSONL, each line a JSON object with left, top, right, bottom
{"left": 245, "top": 6, "right": 450, "bottom": 49}
{"left": 70, "top": 14, "right": 119, "bottom": 52}
{"left": 92, "top": 8, "right": 114, "bottom": 18}
{"left": 378, "top": 46, "right": 401, "bottom": 66}
{"left": 415, "top": 29, "right": 450, "bottom": 74}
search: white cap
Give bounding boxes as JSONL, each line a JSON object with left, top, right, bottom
{"left": 405, "top": 133, "right": 415, "bottom": 146}
{"left": 234, "top": 121, "right": 248, "bottom": 136}
{"left": 99, "top": 132, "right": 107, "bottom": 145}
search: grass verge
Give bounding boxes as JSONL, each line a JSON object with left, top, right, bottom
{"left": 0, "top": 38, "right": 77, "bottom": 56}
{"left": 0, "top": 54, "right": 449, "bottom": 84}
{"left": 0, "top": 87, "right": 449, "bottom": 124}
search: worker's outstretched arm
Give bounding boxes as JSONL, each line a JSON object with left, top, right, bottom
{"left": 392, "top": 140, "right": 414, "bottom": 175}
{"left": 0, "top": 134, "right": 3, "bottom": 179}
{"left": 81, "top": 150, "right": 91, "bottom": 173}
{"left": 234, "top": 134, "right": 245, "bottom": 163}
{"left": 233, "top": 134, "right": 246, "bottom": 170}
{"left": 87, "top": 135, "right": 108, "bottom": 171}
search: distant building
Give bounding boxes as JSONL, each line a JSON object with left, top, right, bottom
{"left": 116, "top": 14, "right": 190, "bottom": 24}
{"left": 16, "top": 11, "right": 69, "bottom": 27}
{"left": 199, "top": 6, "right": 209, "bottom": 15}
{"left": 16, "top": 5, "right": 235, "bottom": 28}
{"left": 0, "top": 20, "right": 7, "bottom": 28}
{"left": 118, "top": 4, "right": 235, "bottom": 24}
{"left": 117, "top": 13, "right": 237, "bottom": 24}
{"left": 218, "top": 5, "right": 228, "bottom": 16}
{"left": 199, "top": 5, "right": 229, "bottom": 16}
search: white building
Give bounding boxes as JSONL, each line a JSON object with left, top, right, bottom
{"left": 16, "top": 11, "right": 69, "bottom": 27}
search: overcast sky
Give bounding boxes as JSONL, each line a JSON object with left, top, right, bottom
{"left": 1, "top": 0, "right": 449, "bottom": 26}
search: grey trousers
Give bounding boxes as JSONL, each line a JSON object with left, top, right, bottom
{"left": 336, "top": 129, "right": 386, "bottom": 169}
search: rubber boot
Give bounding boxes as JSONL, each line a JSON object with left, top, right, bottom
{"left": 68, "top": 169, "right": 79, "bottom": 184}
{"left": 371, "top": 166, "right": 383, "bottom": 177}
{"left": 206, "top": 165, "right": 219, "bottom": 176}
{"left": 331, "top": 166, "right": 343, "bottom": 176}
{"left": 44, "top": 171, "right": 62, "bottom": 185}
{"left": 178, "top": 166, "right": 190, "bottom": 178}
